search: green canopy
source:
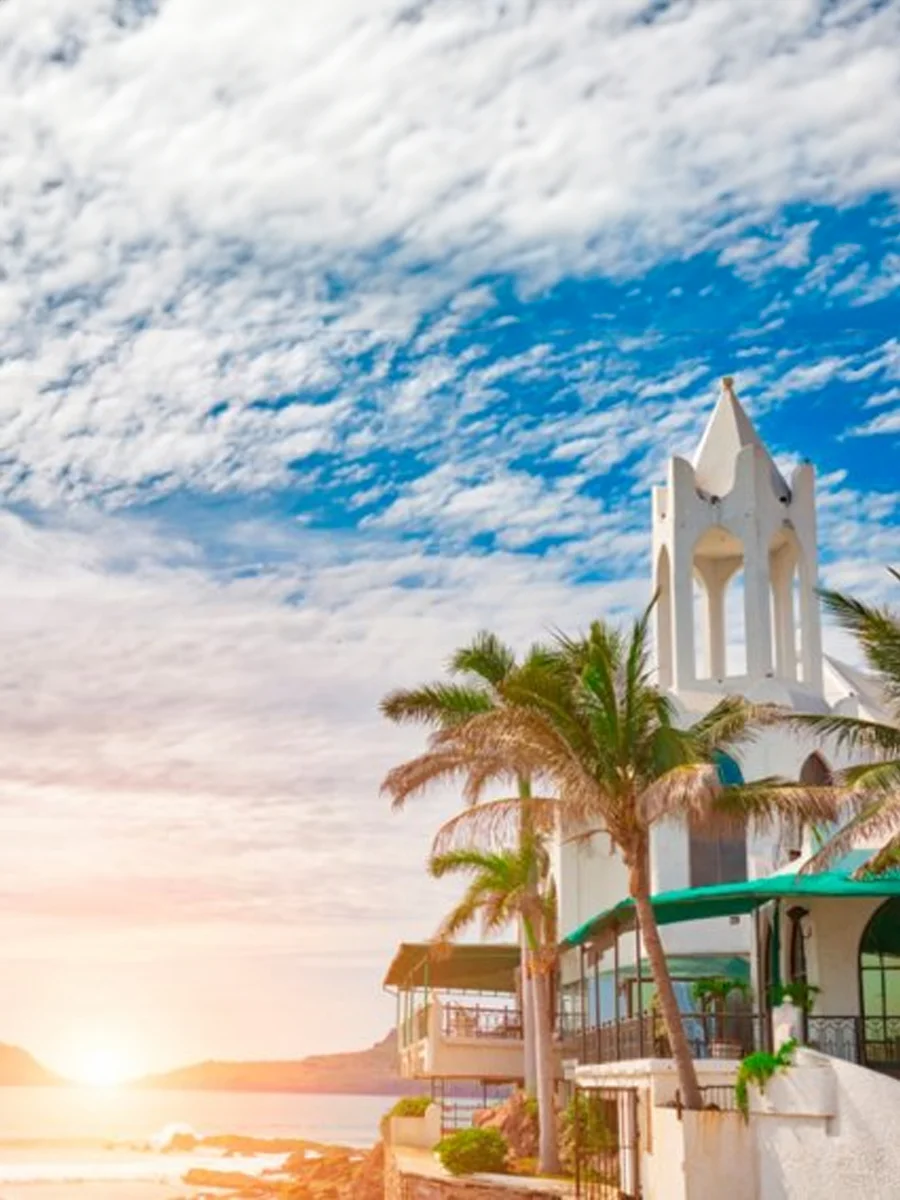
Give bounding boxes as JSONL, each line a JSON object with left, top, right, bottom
{"left": 562, "top": 851, "right": 900, "bottom": 949}
{"left": 607, "top": 955, "right": 750, "bottom": 982}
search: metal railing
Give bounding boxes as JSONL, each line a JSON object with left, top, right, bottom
{"left": 582, "top": 1010, "right": 766, "bottom": 1065}
{"left": 807, "top": 1014, "right": 900, "bottom": 1072}
{"left": 441, "top": 1001, "right": 523, "bottom": 1040}
{"left": 574, "top": 1086, "right": 641, "bottom": 1200}
{"left": 674, "top": 1083, "right": 741, "bottom": 1115}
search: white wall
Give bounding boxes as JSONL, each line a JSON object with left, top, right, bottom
{"left": 807, "top": 896, "right": 882, "bottom": 1017}
{"left": 557, "top": 827, "right": 628, "bottom": 945}
{"left": 754, "top": 1054, "right": 900, "bottom": 1200}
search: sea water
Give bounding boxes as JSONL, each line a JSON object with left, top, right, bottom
{"left": 0, "top": 1088, "right": 391, "bottom": 1195}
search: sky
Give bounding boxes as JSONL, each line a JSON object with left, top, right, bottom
{"left": 0, "top": 0, "right": 898, "bottom": 1079}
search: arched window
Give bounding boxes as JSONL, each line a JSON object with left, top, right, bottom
{"left": 800, "top": 753, "right": 832, "bottom": 786}
{"left": 859, "top": 898, "right": 900, "bottom": 1069}
{"left": 688, "top": 752, "right": 749, "bottom": 887}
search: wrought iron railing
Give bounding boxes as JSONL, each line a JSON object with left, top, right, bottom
{"left": 573, "top": 1086, "right": 641, "bottom": 1200}
{"left": 807, "top": 1014, "right": 900, "bottom": 1071}
{"left": 441, "top": 1001, "right": 523, "bottom": 1040}
{"left": 578, "top": 1010, "right": 900, "bottom": 1075}
{"left": 582, "top": 1010, "right": 765, "bottom": 1065}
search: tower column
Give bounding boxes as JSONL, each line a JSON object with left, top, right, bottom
{"left": 671, "top": 544, "right": 696, "bottom": 690}
{"left": 798, "top": 558, "right": 824, "bottom": 692}
{"left": 743, "top": 531, "right": 774, "bottom": 679}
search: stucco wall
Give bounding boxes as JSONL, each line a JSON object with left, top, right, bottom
{"left": 388, "top": 1105, "right": 443, "bottom": 1150}
{"left": 806, "top": 895, "right": 882, "bottom": 1017}
{"left": 386, "top": 1147, "right": 572, "bottom": 1199}
{"left": 753, "top": 1054, "right": 900, "bottom": 1200}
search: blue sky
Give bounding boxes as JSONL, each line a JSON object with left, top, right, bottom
{"left": 0, "top": 0, "right": 898, "bottom": 1074}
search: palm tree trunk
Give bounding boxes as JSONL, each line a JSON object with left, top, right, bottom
{"left": 630, "top": 861, "right": 703, "bottom": 1111}
{"left": 521, "top": 925, "right": 537, "bottom": 1093}
{"left": 530, "top": 963, "right": 561, "bottom": 1175}
{"left": 518, "top": 776, "right": 538, "bottom": 1095}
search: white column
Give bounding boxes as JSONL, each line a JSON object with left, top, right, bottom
{"left": 743, "top": 531, "right": 774, "bottom": 679}
{"left": 798, "top": 558, "right": 824, "bottom": 692}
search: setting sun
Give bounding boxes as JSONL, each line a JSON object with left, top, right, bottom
{"left": 70, "top": 1043, "right": 137, "bottom": 1089}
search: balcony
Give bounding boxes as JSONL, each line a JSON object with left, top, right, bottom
{"left": 384, "top": 941, "right": 527, "bottom": 1084}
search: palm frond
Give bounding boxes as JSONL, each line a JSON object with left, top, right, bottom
{"left": 839, "top": 758, "right": 900, "bottom": 797}
{"left": 689, "top": 696, "right": 770, "bottom": 755}
{"left": 449, "top": 631, "right": 517, "bottom": 687}
{"left": 640, "top": 764, "right": 720, "bottom": 826}
{"left": 432, "top": 797, "right": 558, "bottom": 857}
{"left": 854, "top": 832, "right": 900, "bottom": 878}
{"left": 800, "top": 795, "right": 898, "bottom": 873}
{"left": 819, "top": 587, "right": 900, "bottom": 706}
{"left": 698, "top": 780, "right": 845, "bottom": 838}
{"left": 780, "top": 712, "right": 900, "bottom": 758}
{"left": 380, "top": 683, "right": 494, "bottom": 727}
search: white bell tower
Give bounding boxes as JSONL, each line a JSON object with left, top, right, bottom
{"left": 652, "top": 378, "right": 824, "bottom": 697}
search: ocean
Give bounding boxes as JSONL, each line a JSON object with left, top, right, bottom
{"left": 0, "top": 1087, "right": 394, "bottom": 1198}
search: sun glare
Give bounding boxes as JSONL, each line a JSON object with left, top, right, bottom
{"left": 72, "top": 1044, "right": 134, "bottom": 1089}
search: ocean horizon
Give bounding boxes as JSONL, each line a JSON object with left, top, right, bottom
{"left": 0, "top": 1087, "right": 393, "bottom": 1195}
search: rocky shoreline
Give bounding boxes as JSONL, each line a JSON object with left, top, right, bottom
{"left": 168, "top": 1133, "right": 384, "bottom": 1200}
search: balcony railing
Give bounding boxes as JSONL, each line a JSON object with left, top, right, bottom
{"left": 807, "top": 1014, "right": 900, "bottom": 1072}
{"left": 441, "top": 1002, "right": 523, "bottom": 1041}
{"left": 577, "top": 1010, "right": 900, "bottom": 1075}
{"left": 581, "top": 1011, "right": 765, "bottom": 1065}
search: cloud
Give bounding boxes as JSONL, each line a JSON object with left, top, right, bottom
{"left": 0, "top": 0, "right": 899, "bottom": 506}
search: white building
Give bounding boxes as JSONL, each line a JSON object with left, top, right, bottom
{"left": 563, "top": 379, "right": 900, "bottom": 1200}
{"left": 556, "top": 378, "right": 894, "bottom": 1040}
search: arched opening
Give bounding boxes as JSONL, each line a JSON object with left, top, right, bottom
{"left": 769, "top": 529, "right": 800, "bottom": 681}
{"left": 688, "top": 752, "right": 749, "bottom": 887}
{"left": 859, "top": 897, "right": 900, "bottom": 1071}
{"left": 693, "top": 526, "right": 745, "bottom": 682}
{"left": 780, "top": 753, "right": 834, "bottom": 861}
{"left": 800, "top": 753, "right": 832, "bottom": 786}
{"left": 655, "top": 547, "right": 673, "bottom": 689}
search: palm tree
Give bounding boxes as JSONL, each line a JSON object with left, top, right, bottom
{"left": 381, "top": 632, "right": 547, "bottom": 1093}
{"left": 429, "top": 837, "right": 560, "bottom": 1176}
{"left": 785, "top": 579, "right": 900, "bottom": 876}
{"left": 384, "top": 609, "right": 838, "bottom": 1110}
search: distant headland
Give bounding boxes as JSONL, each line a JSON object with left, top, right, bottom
{"left": 0, "top": 1031, "right": 419, "bottom": 1095}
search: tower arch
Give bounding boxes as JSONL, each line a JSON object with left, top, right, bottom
{"left": 650, "top": 378, "right": 824, "bottom": 695}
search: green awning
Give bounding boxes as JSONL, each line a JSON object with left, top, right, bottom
{"left": 610, "top": 955, "right": 749, "bottom": 982}
{"left": 562, "top": 851, "right": 900, "bottom": 949}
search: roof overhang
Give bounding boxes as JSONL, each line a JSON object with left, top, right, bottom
{"left": 562, "top": 851, "right": 900, "bottom": 950}
{"left": 383, "top": 942, "right": 521, "bottom": 992}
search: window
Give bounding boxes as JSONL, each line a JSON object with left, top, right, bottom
{"left": 688, "top": 752, "right": 748, "bottom": 887}
{"left": 859, "top": 898, "right": 900, "bottom": 1068}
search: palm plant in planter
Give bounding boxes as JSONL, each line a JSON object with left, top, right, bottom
{"left": 692, "top": 977, "right": 751, "bottom": 1059}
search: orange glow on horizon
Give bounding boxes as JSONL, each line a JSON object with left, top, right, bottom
{"left": 64, "top": 1037, "right": 142, "bottom": 1088}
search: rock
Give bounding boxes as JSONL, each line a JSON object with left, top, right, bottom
{"left": 351, "top": 1142, "right": 385, "bottom": 1200}
{"left": 474, "top": 1090, "right": 540, "bottom": 1158}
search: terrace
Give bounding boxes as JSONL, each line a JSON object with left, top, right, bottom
{"left": 383, "top": 942, "right": 527, "bottom": 1084}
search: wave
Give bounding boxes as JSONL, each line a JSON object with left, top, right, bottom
{"left": 0, "top": 1149, "right": 289, "bottom": 1185}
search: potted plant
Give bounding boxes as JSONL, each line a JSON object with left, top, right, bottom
{"left": 692, "top": 976, "right": 751, "bottom": 1059}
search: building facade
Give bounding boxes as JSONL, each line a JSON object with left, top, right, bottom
{"left": 555, "top": 378, "right": 889, "bottom": 1031}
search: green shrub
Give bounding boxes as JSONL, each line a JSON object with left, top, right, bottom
{"left": 735, "top": 1039, "right": 798, "bottom": 1120}
{"left": 387, "top": 1095, "right": 433, "bottom": 1119}
{"left": 435, "top": 1127, "right": 509, "bottom": 1176}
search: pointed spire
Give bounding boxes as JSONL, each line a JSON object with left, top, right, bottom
{"left": 692, "top": 377, "right": 790, "bottom": 501}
